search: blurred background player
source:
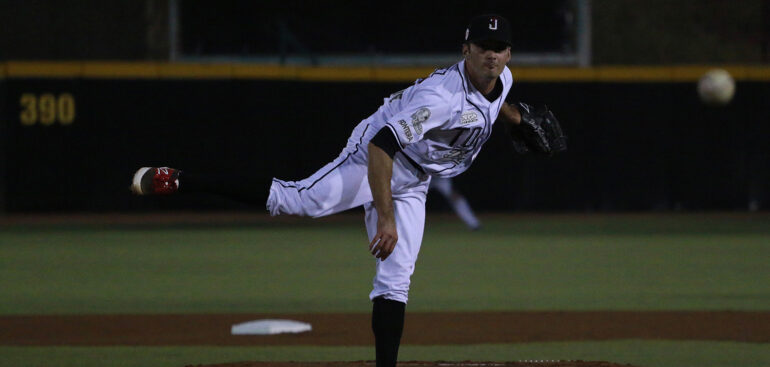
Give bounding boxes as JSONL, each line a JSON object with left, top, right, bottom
{"left": 429, "top": 177, "right": 481, "bottom": 230}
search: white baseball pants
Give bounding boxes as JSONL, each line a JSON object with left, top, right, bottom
{"left": 266, "top": 120, "right": 430, "bottom": 303}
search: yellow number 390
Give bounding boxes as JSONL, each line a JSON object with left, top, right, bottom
{"left": 20, "top": 93, "right": 76, "bottom": 126}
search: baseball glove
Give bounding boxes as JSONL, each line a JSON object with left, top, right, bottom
{"left": 509, "top": 102, "right": 567, "bottom": 155}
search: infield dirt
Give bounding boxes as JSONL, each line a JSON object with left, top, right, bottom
{"left": 1, "top": 311, "right": 767, "bottom": 346}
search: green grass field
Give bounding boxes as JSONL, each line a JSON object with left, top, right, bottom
{"left": 1, "top": 212, "right": 769, "bottom": 367}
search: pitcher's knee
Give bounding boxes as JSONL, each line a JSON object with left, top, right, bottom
{"left": 370, "top": 277, "right": 410, "bottom": 304}
{"left": 369, "top": 288, "right": 409, "bottom": 304}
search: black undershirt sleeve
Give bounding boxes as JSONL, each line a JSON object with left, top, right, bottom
{"left": 369, "top": 127, "right": 400, "bottom": 158}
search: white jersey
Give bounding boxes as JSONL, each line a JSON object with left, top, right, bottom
{"left": 371, "top": 59, "right": 513, "bottom": 178}
{"left": 268, "top": 59, "right": 512, "bottom": 304}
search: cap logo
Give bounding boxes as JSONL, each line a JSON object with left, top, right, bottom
{"left": 488, "top": 17, "right": 498, "bottom": 30}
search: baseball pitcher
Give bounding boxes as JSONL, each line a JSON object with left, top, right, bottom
{"left": 131, "top": 14, "right": 566, "bottom": 367}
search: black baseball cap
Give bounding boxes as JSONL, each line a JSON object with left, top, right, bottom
{"left": 464, "top": 14, "right": 512, "bottom": 47}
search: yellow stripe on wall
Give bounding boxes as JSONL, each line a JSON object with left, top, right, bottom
{"left": 2, "top": 61, "right": 770, "bottom": 82}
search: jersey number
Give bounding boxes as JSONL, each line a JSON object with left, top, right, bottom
{"left": 449, "top": 127, "right": 483, "bottom": 148}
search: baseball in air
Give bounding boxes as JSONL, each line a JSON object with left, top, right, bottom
{"left": 697, "top": 69, "right": 735, "bottom": 105}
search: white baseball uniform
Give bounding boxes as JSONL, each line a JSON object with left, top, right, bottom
{"left": 267, "top": 59, "right": 512, "bottom": 303}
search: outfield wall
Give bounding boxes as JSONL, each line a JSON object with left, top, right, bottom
{"left": 1, "top": 63, "right": 769, "bottom": 212}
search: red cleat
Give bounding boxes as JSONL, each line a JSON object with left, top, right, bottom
{"left": 130, "top": 167, "right": 181, "bottom": 195}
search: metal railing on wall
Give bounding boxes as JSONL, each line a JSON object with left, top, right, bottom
{"left": 170, "top": 0, "right": 592, "bottom": 67}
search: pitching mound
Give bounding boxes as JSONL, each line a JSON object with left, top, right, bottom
{"left": 187, "top": 361, "right": 640, "bottom": 367}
